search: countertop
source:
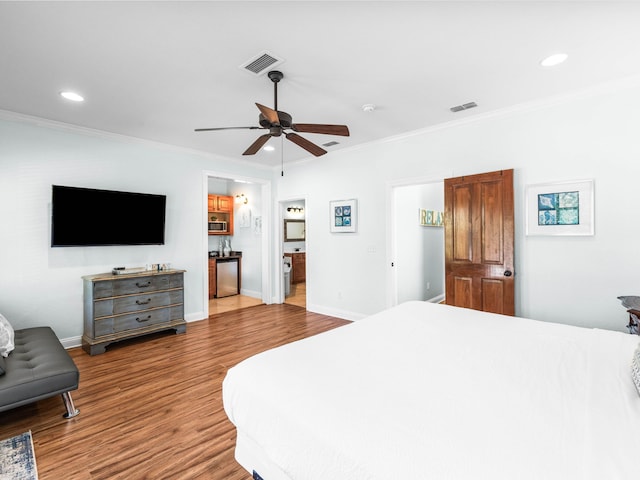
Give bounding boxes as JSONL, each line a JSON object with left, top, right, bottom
{"left": 209, "top": 251, "right": 242, "bottom": 259}
{"left": 83, "top": 269, "right": 186, "bottom": 281}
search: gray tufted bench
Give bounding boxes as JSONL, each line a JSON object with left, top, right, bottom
{"left": 0, "top": 327, "right": 80, "bottom": 418}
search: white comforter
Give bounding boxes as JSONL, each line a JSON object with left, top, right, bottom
{"left": 223, "top": 301, "right": 640, "bottom": 480}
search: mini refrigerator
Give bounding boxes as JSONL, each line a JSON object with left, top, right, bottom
{"left": 216, "top": 258, "right": 239, "bottom": 297}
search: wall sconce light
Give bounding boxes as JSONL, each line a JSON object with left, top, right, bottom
{"left": 287, "top": 207, "right": 304, "bottom": 213}
{"left": 235, "top": 193, "right": 248, "bottom": 204}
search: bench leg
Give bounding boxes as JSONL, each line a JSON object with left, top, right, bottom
{"left": 61, "top": 391, "right": 80, "bottom": 419}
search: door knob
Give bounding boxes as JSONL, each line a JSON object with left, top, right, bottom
{"left": 504, "top": 270, "right": 513, "bottom": 277}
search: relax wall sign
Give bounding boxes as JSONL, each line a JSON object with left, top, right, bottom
{"left": 419, "top": 209, "right": 444, "bottom": 227}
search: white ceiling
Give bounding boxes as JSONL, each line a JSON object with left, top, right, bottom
{"left": 2, "top": 1, "right": 640, "bottom": 167}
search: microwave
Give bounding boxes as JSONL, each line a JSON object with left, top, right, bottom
{"left": 208, "top": 221, "right": 227, "bottom": 232}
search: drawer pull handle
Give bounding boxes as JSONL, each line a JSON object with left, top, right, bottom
{"left": 136, "top": 315, "right": 152, "bottom": 323}
{"left": 136, "top": 298, "right": 152, "bottom": 305}
{"left": 136, "top": 281, "right": 151, "bottom": 288}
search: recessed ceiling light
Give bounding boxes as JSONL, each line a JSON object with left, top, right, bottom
{"left": 540, "top": 53, "right": 568, "bottom": 67}
{"left": 60, "top": 91, "right": 84, "bottom": 102}
{"left": 263, "top": 145, "right": 275, "bottom": 152}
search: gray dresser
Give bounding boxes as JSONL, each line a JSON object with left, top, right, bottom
{"left": 82, "top": 269, "right": 186, "bottom": 355}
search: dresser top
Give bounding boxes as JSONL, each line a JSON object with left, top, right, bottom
{"left": 83, "top": 269, "right": 186, "bottom": 282}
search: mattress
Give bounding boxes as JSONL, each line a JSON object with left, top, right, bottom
{"left": 223, "top": 301, "right": 640, "bottom": 480}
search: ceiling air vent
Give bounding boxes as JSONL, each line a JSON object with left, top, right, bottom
{"left": 240, "top": 51, "right": 284, "bottom": 76}
{"left": 322, "top": 141, "right": 340, "bottom": 148}
{"left": 450, "top": 101, "right": 478, "bottom": 113}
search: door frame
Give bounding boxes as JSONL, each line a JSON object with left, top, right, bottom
{"left": 386, "top": 171, "right": 452, "bottom": 309}
{"left": 276, "top": 195, "right": 308, "bottom": 304}
{"left": 202, "top": 170, "right": 272, "bottom": 317}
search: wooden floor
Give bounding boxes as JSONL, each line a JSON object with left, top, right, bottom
{"left": 284, "top": 281, "right": 306, "bottom": 308}
{"left": 209, "top": 281, "right": 306, "bottom": 315}
{"left": 208, "top": 294, "right": 263, "bottom": 315}
{"left": 0, "top": 304, "right": 350, "bottom": 480}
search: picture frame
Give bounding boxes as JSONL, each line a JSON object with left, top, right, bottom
{"left": 239, "top": 208, "right": 252, "bottom": 228}
{"left": 525, "top": 179, "right": 594, "bottom": 236}
{"left": 330, "top": 199, "right": 358, "bottom": 233}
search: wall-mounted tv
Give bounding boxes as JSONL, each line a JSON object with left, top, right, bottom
{"left": 51, "top": 185, "right": 166, "bottom": 247}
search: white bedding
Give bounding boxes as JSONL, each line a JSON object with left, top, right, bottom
{"left": 223, "top": 301, "right": 640, "bottom": 480}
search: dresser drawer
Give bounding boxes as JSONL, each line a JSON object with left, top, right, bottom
{"left": 94, "top": 306, "right": 183, "bottom": 337}
{"left": 93, "top": 275, "right": 171, "bottom": 299}
{"left": 94, "top": 290, "right": 183, "bottom": 318}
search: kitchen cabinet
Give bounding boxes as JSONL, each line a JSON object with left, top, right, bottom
{"left": 208, "top": 195, "right": 233, "bottom": 212}
{"left": 208, "top": 194, "right": 234, "bottom": 235}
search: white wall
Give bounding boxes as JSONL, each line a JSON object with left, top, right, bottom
{"left": 228, "top": 182, "right": 263, "bottom": 297}
{"left": 3, "top": 76, "right": 640, "bottom": 342}
{"left": 276, "top": 77, "right": 640, "bottom": 331}
{"left": 0, "top": 115, "right": 272, "bottom": 341}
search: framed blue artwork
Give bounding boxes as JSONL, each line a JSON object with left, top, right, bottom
{"left": 330, "top": 199, "right": 357, "bottom": 233}
{"left": 525, "top": 179, "right": 594, "bottom": 236}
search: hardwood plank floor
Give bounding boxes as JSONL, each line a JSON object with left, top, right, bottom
{"left": 209, "top": 294, "right": 264, "bottom": 315}
{"left": 284, "top": 281, "right": 306, "bottom": 308}
{"left": 0, "top": 304, "right": 350, "bottom": 480}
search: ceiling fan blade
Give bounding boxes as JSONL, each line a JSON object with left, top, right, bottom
{"left": 195, "top": 126, "right": 262, "bottom": 132}
{"left": 242, "top": 134, "right": 272, "bottom": 156}
{"left": 255, "top": 103, "right": 280, "bottom": 124}
{"left": 291, "top": 123, "right": 350, "bottom": 136}
{"left": 285, "top": 132, "right": 327, "bottom": 157}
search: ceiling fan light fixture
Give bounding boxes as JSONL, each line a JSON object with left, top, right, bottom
{"left": 60, "top": 91, "right": 84, "bottom": 102}
{"left": 540, "top": 53, "right": 568, "bottom": 67}
{"left": 263, "top": 145, "right": 275, "bottom": 152}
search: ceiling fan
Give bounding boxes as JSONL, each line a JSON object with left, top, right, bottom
{"left": 195, "top": 71, "right": 350, "bottom": 157}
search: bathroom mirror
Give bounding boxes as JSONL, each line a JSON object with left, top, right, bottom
{"left": 284, "top": 219, "right": 305, "bottom": 242}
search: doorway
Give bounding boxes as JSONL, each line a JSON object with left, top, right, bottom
{"left": 387, "top": 174, "right": 448, "bottom": 308}
{"left": 203, "top": 171, "right": 271, "bottom": 317}
{"left": 281, "top": 198, "right": 307, "bottom": 308}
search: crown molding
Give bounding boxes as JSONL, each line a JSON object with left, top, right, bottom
{"left": 0, "top": 109, "right": 273, "bottom": 172}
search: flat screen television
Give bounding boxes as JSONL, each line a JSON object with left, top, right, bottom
{"left": 51, "top": 185, "right": 166, "bottom": 247}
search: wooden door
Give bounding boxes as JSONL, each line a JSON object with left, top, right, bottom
{"left": 444, "top": 169, "right": 515, "bottom": 315}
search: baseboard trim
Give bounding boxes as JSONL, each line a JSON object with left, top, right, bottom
{"left": 240, "top": 288, "right": 261, "bottom": 299}
{"left": 427, "top": 293, "right": 445, "bottom": 303}
{"left": 60, "top": 336, "right": 82, "bottom": 350}
{"left": 185, "top": 311, "right": 207, "bottom": 322}
{"left": 305, "top": 303, "right": 365, "bottom": 322}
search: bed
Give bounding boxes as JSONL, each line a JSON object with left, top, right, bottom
{"left": 222, "top": 301, "right": 640, "bottom": 480}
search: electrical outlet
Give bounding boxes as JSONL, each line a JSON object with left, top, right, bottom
{"left": 426, "top": 282, "right": 431, "bottom": 290}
